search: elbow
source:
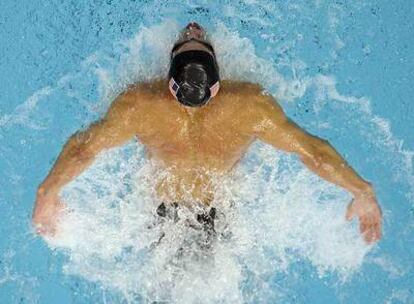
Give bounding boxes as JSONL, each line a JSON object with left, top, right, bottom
{"left": 67, "top": 140, "right": 94, "bottom": 163}
{"left": 300, "top": 148, "right": 326, "bottom": 170}
{"left": 302, "top": 139, "right": 332, "bottom": 168}
{"left": 74, "top": 146, "right": 95, "bottom": 162}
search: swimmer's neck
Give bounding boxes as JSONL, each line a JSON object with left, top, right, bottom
{"left": 178, "top": 93, "right": 222, "bottom": 117}
{"left": 177, "top": 102, "right": 204, "bottom": 118}
{"left": 181, "top": 105, "right": 198, "bottom": 115}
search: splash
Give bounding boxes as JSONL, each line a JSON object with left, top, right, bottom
{"left": 3, "top": 18, "right": 410, "bottom": 302}
{"left": 32, "top": 22, "right": 378, "bottom": 303}
{"left": 45, "top": 139, "right": 368, "bottom": 303}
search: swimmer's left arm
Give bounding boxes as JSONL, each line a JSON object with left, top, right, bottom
{"left": 254, "top": 95, "right": 382, "bottom": 243}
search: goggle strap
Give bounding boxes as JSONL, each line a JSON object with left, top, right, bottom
{"left": 210, "top": 81, "right": 220, "bottom": 97}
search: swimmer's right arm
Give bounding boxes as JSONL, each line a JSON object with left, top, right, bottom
{"left": 32, "top": 92, "right": 140, "bottom": 236}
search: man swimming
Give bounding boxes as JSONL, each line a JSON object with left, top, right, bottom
{"left": 32, "top": 22, "right": 382, "bottom": 244}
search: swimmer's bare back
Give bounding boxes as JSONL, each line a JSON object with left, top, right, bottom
{"left": 32, "top": 79, "right": 382, "bottom": 243}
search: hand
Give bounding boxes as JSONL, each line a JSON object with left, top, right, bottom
{"left": 32, "top": 188, "right": 67, "bottom": 237}
{"left": 346, "top": 189, "right": 382, "bottom": 244}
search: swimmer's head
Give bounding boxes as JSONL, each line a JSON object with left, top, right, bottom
{"left": 168, "top": 22, "right": 220, "bottom": 107}
{"left": 179, "top": 22, "right": 208, "bottom": 42}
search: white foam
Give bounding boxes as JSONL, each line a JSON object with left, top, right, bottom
{"left": 0, "top": 87, "right": 53, "bottom": 130}
{"left": 6, "top": 21, "right": 409, "bottom": 302}
{"left": 45, "top": 138, "right": 369, "bottom": 303}
{"left": 385, "top": 289, "right": 412, "bottom": 304}
{"left": 369, "top": 256, "right": 406, "bottom": 279}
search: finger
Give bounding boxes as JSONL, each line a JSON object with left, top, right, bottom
{"left": 35, "top": 226, "right": 46, "bottom": 235}
{"left": 364, "top": 221, "right": 383, "bottom": 243}
{"left": 33, "top": 220, "right": 44, "bottom": 233}
{"left": 364, "top": 226, "right": 376, "bottom": 244}
{"left": 346, "top": 200, "right": 355, "bottom": 221}
{"left": 35, "top": 225, "right": 51, "bottom": 236}
{"left": 34, "top": 222, "right": 55, "bottom": 237}
{"left": 360, "top": 221, "right": 368, "bottom": 236}
{"left": 364, "top": 215, "right": 375, "bottom": 226}
{"left": 373, "top": 223, "right": 382, "bottom": 241}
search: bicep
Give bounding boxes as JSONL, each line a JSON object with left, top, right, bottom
{"left": 255, "top": 96, "right": 322, "bottom": 156}
{"left": 257, "top": 117, "right": 316, "bottom": 155}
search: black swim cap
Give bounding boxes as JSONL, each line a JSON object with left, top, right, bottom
{"left": 169, "top": 50, "right": 220, "bottom": 107}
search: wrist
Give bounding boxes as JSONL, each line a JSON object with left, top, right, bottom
{"left": 353, "top": 182, "right": 374, "bottom": 197}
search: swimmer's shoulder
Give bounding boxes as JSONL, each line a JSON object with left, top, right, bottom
{"left": 114, "top": 80, "right": 170, "bottom": 108}
{"left": 220, "top": 80, "right": 263, "bottom": 95}
{"left": 220, "top": 80, "right": 280, "bottom": 108}
{"left": 219, "top": 81, "right": 286, "bottom": 130}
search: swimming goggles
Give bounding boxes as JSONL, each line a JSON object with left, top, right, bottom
{"left": 169, "top": 75, "right": 220, "bottom": 102}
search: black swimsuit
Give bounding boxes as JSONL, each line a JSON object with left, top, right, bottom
{"left": 156, "top": 202, "right": 216, "bottom": 233}
{"left": 154, "top": 202, "right": 217, "bottom": 250}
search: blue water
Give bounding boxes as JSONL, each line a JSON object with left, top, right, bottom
{"left": 1, "top": 1, "right": 413, "bottom": 303}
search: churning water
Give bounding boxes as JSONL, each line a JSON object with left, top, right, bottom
{"left": 1, "top": 1, "right": 413, "bottom": 303}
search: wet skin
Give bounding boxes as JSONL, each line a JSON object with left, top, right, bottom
{"left": 32, "top": 79, "right": 382, "bottom": 243}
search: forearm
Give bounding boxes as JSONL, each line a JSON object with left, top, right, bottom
{"left": 300, "top": 141, "right": 372, "bottom": 197}
{"left": 38, "top": 135, "right": 96, "bottom": 195}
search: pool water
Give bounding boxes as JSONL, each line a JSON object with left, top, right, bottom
{"left": 1, "top": 1, "right": 413, "bottom": 303}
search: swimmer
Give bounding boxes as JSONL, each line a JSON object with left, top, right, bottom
{"left": 32, "top": 22, "right": 382, "bottom": 244}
